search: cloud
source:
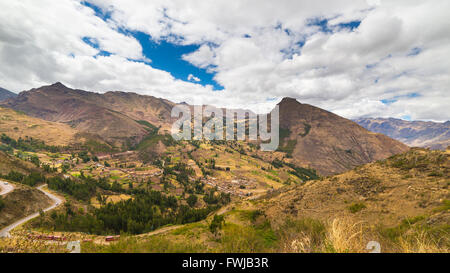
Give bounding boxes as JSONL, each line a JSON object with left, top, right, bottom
{"left": 0, "top": 0, "right": 449, "bottom": 121}
{"left": 187, "top": 74, "right": 200, "bottom": 82}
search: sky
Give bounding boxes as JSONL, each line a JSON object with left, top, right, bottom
{"left": 0, "top": 0, "right": 449, "bottom": 121}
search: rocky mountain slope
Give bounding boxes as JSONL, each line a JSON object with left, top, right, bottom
{"left": 0, "top": 83, "right": 173, "bottom": 147}
{"left": 277, "top": 98, "right": 409, "bottom": 175}
{"left": 1, "top": 84, "right": 409, "bottom": 175}
{"left": 355, "top": 118, "right": 450, "bottom": 150}
{"left": 0, "top": 87, "right": 17, "bottom": 102}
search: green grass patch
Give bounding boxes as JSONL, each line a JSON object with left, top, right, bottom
{"left": 348, "top": 202, "right": 366, "bottom": 213}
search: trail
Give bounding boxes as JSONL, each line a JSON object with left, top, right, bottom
{"left": 0, "top": 180, "right": 14, "bottom": 196}
{"left": 0, "top": 184, "right": 63, "bottom": 238}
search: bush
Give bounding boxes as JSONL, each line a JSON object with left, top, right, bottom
{"left": 187, "top": 194, "right": 198, "bottom": 207}
{"left": 209, "top": 214, "right": 225, "bottom": 234}
{"left": 0, "top": 196, "right": 5, "bottom": 211}
{"left": 348, "top": 203, "right": 366, "bottom": 213}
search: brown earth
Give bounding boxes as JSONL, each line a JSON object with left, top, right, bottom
{"left": 0, "top": 151, "right": 42, "bottom": 175}
{"left": 260, "top": 148, "right": 449, "bottom": 227}
{"left": 0, "top": 184, "right": 52, "bottom": 229}
{"left": 0, "top": 107, "right": 78, "bottom": 146}
{"left": 277, "top": 97, "right": 409, "bottom": 175}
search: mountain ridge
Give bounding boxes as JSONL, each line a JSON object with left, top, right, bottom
{"left": 276, "top": 98, "right": 409, "bottom": 175}
{"left": 355, "top": 117, "right": 450, "bottom": 150}
{"left": 0, "top": 87, "right": 17, "bottom": 102}
{"left": 1, "top": 83, "right": 409, "bottom": 175}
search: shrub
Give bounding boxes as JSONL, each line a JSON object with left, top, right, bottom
{"left": 187, "top": 194, "right": 198, "bottom": 207}
{"left": 348, "top": 203, "right": 366, "bottom": 213}
{"left": 0, "top": 196, "right": 5, "bottom": 211}
{"left": 209, "top": 214, "right": 225, "bottom": 234}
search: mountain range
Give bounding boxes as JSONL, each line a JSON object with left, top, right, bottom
{"left": 355, "top": 118, "right": 450, "bottom": 150}
{"left": 0, "top": 83, "right": 175, "bottom": 148}
{"left": 1, "top": 82, "right": 409, "bottom": 175}
{"left": 278, "top": 98, "right": 408, "bottom": 175}
{"left": 0, "top": 87, "right": 17, "bottom": 101}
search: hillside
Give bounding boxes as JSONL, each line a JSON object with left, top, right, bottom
{"left": 262, "top": 148, "right": 449, "bottom": 225}
{"left": 10, "top": 148, "right": 445, "bottom": 253}
{"left": 0, "top": 151, "right": 42, "bottom": 175}
{"left": 277, "top": 98, "right": 409, "bottom": 175}
{"left": 1, "top": 83, "right": 410, "bottom": 175}
{"left": 355, "top": 118, "right": 450, "bottom": 150}
{"left": 0, "top": 151, "right": 53, "bottom": 232}
{"left": 0, "top": 87, "right": 17, "bottom": 102}
{"left": 0, "top": 184, "right": 52, "bottom": 230}
{"left": 0, "top": 107, "right": 78, "bottom": 147}
{"left": 0, "top": 83, "right": 155, "bottom": 148}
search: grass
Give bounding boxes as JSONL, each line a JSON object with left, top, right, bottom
{"left": 378, "top": 215, "right": 449, "bottom": 253}
{"left": 276, "top": 218, "right": 326, "bottom": 253}
{"left": 348, "top": 203, "right": 366, "bottom": 213}
{"left": 433, "top": 199, "right": 450, "bottom": 213}
{"left": 82, "top": 236, "right": 206, "bottom": 253}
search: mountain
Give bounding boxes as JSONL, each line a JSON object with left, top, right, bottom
{"left": 0, "top": 106, "right": 78, "bottom": 146}
{"left": 262, "top": 147, "right": 449, "bottom": 224}
{"left": 1, "top": 84, "right": 408, "bottom": 175}
{"left": 0, "top": 87, "right": 17, "bottom": 102}
{"left": 251, "top": 147, "right": 449, "bottom": 252}
{"left": 0, "top": 151, "right": 53, "bottom": 231}
{"left": 0, "top": 83, "right": 175, "bottom": 148}
{"left": 355, "top": 118, "right": 450, "bottom": 150}
{"left": 276, "top": 98, "right": 409, "bottom": 175}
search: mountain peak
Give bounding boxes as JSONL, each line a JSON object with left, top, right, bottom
{"left": 0, "top": 87, "right": 18, "bottom": 101}
{"left": 50, "top": 82, "right": 67, "bottom": 88}
{"left": 278, "top": 97, "right": 300, "bottom": 105}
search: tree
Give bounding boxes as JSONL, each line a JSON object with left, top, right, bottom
{"left": 30, "top": 155, "right": 40, "bottom": 167}
{"left": 209, "top": 214, "right": 225, "bottom": 235}
{"left": 187, "top": 194, "right": 198, "bottom": 207}
{"left": 0, "top": 196, "right": 5, "bottom": 212}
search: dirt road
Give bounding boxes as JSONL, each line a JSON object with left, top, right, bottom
{"left": 0, "top": 184, "right": 63, "bottom": 238}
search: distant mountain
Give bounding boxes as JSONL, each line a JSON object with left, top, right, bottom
{"left": 275, "top": 98, "right": 409, "bottom": 175}
{"left": 355, "top": 118, "right": 450, "bottom": 150}
{"left": 0, "top": 87, "right": 17, "bottom": 101}
{"left": 0, "top": 82, "right": 175, "bottom": 148}
{"left": 0, "top": 83, "right": 409, "bottom": 175}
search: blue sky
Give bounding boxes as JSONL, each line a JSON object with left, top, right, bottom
{"left": 81, "top": 1, "right": 362, "bottom": 92}
{"left": 81, "top": 1, "right": 223, "bottom": 90}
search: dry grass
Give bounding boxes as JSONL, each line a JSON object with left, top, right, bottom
{"left": 325, "top": 218, "right": 367, "bottom": 253}
{"left": 397, "top": 229, "right": 448, "bottom": 253}
{"left": 277, "top": 216, "right": 449, "bottom": 253}
{"left": 0, "top": 107, "right": 78, "bottom": 146}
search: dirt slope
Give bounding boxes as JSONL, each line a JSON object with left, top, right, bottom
{"left": 277, "top": 98, "right": 409, "bottom": 175}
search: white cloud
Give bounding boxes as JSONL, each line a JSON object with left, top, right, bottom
{"left": 0, "top": 0, "right": 449, "bottom": 121}
{"left": 187, "top": 74, "right": 200, "bottom": 82}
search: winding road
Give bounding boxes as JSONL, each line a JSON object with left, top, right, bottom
{"left": 0, "top": 184, "right": 63, "bottom": 238}
{"left": 0, "top": 180, "right": 14, "bottom": 196}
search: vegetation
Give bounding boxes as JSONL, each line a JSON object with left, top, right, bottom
{"left": 299, "top": 123, "right": 311, "bottom": 137}
{"left": 209, "top": 214, "right": 225, "bottom": 234}
{"left": 347, "top": 203, "right": 366, "bottom": 213}
{"left": 37, "top": 191, "right": 222, "bottom": 235}
{"left": 187, "top": 194, "right": 198, "bottom": 207}
{"left": 0, "top": 171, "right": 46, "bottom": 187}
{"left": 0, "top": 196, "right": 4, "bottom": 212}
{"left": 0, "top": 133, "right": 60, "bottom": 153}
{"left": 285, "top": 163, "right": 319, "bottom": 181}
{"left": 47, "top": 176, "right": 97, "bottom": 202}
